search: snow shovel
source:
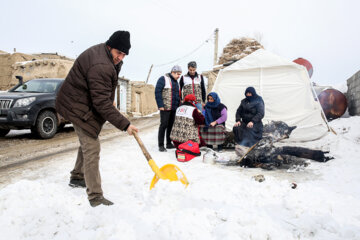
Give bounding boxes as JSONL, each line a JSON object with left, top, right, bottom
{"left": 132, "top": 131, "right": 189, "bottom": 189}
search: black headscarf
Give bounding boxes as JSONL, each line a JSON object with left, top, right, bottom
{"left": 245, "top": 87, "right": 258, "bottom": 102}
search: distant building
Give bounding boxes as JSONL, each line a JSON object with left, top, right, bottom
{"left": 130, "top": 81, "right": 158, "bottom": 116}
{"left": 202, "top": 69, "right": 220, "bottom": 93}
{"left": 0, "top": 50, "right": 158, "bottom": 117}
{"left": 0, "top": 51, "right": 73, "bottom": 90}
{"left": 114, "top": 77, "right": 131, "bottom": 114}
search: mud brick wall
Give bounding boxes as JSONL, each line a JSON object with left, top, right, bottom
{"left": 130, "top": 81, "right": 158, "bottom": 116}
{"left": 347, "top": 70, "right": 360, "bottom": 116}
{"left": 0, "top": 51, "right": 74, "bottom": 90}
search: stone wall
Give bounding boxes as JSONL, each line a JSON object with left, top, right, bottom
{"left": 347, "top": 70, "right": 360, "bottom": 116}
{"left": 218, "top": 37, "right": 263, "bottom": 65}
{"left": 202, "top": 37, "right": 263, "bottom": 94}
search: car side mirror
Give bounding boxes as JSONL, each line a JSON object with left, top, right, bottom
{"left": 16, "top": 76, "right": 23, "bottom": 85}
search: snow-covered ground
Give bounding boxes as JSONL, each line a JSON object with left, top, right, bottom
{"left": 1, "top": 117, "right": 360, "bottom": 240}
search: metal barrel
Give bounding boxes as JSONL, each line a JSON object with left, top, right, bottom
{"left": 318, "top": 89, "right": 348, "bottom": 120}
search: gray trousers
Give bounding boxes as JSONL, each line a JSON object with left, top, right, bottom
{"left": 70, "top": 124, "right": 103, "bottom": 200}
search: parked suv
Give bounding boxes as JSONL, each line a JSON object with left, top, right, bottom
{"left": 0, "top": 77, "right": 67, "bottom": 139}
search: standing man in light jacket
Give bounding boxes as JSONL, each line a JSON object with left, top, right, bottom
{"left": 56, "top": 31, "right": 138, "bottom": 207}
{"left": 155, "top": 65, "right": 181, "bottom": 152}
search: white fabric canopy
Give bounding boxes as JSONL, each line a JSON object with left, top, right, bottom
{"left": 212, "top": 49, "right": 330, "bottom": 142}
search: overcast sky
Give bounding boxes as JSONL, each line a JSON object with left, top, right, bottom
{"left": 1, "top": 0, "right": 359, "bottom": 87}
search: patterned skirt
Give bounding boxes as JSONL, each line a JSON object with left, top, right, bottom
{"left": 200, "top": 125, "right": 226, "bottom": 146}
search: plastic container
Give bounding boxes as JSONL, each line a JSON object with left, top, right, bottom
{"left": 293, "top": 57, "right": 313, "bottom": 78}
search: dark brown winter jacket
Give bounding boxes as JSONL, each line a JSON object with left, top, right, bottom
{"left": 55, "top": 43, "right": 130, "bottom": 138}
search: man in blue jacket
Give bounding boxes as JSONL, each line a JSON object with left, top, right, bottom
{"left": 155, "top": 65, "right": 181, "bottom": 152}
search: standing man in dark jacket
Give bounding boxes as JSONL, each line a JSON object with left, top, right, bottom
{"left": 155, "top": 65, "right": 181, "bottom": 152}
{"left": 56, "top": 31, "right": 138, "bottom": 207}
{"left": 233, "top": 87, "right": 264, "bottom": 155}
{"left": 179, "top": 61, "right": 206, "bottom": 109}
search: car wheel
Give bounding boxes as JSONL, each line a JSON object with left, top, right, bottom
{"left": 0, "top": 129, "right": 10, "bottom": 137}
{"left": 34, "top": 110, "right": 58, "bottom": 139}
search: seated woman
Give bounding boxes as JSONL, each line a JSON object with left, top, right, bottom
{"left": 200, "top": 92, "right": 228, "bottom": 152}
{"left": 233, "top": 87, "right": 264, "bottom": 156}
{"left": 170, "top": 94, "right": 205, "bottom": 148}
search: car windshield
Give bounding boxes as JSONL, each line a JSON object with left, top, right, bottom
{"left": 12, "top": 80, "right": 62, "bottom": 93}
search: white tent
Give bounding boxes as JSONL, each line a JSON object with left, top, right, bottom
{"left": 212, "top": 49, "right": 330, "bottom": 142}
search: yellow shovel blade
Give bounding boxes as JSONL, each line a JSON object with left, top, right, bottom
{"left": 150, "top": 164, "right": 189, "bottom": 189}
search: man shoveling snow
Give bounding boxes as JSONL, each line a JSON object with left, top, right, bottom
{"left": 56, "top": 30, "right": 138, "bottom": 207}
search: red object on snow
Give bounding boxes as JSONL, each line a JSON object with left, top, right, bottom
{"left": 176, "top": 140, "right": 201, "bottom": 162}
{"left": 318, "top": 89, "right": 347, "bottom": 120}
{"left": 293, "top": 57, "right": 313, "bottom": 78}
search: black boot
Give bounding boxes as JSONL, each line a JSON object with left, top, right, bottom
{"left": 159, "top": 146, "right": 167, "bottom": 152}
{"left": 89, "top": 196, "right": 114, "bottom": 207}
{"left": 166, "top": 143, "right": 175, "bottom": 149}
{"left": 69, "top": 178, "right": 86, "bottom": 188}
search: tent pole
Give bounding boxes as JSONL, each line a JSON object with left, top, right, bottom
{"left": 213, "top": 28, "right": 219, "bottom": 66}
{"left": 309, "top": 82, "right": 334, "bottom": 134}
{"left": 145, "top": 64, "right": 154, "bottom": 84}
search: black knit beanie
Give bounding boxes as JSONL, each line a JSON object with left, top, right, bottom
{"left": 106, "top": 31, "right": 131, "bottom": 55}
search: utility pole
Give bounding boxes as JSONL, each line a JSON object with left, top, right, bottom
{"left": 145, "top": 64, "right": 153, "bottom": 84}
{"left": 213, "top": 28, "right": 219, "bottom": 66}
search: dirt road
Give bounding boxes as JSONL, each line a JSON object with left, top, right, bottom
{"left": 0, "top": 114, "right": 319, "bottom": 187}
{"left": 0, "top": 115, "right": 160, "bottom": 171}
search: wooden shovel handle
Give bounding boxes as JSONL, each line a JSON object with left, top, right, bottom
{"left": 132, "top": 130, "right": 165, "bottom": 179}
{"left": 237, "top": 135, "right": 290, "bottom": 163}
{"left": 237, "top": 142, "right": 258, "bottom": 163}
{"left": 132, "top": 130, "right": 152, "bottom": 162}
